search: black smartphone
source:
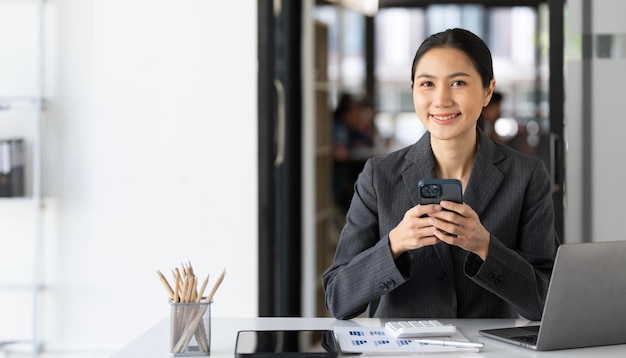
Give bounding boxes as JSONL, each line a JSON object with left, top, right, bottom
{"left": 235, "top": 329, "right": 338, "bottom": 358}
{"left": 418, "top": 179, "right": 463, "bottom": 205}
{"left": 418, "top": 179, "right": 463, "bottom": 236}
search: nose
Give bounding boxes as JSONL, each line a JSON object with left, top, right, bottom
{"left": 433, "top": 86, "right": 452, "bottom": 107}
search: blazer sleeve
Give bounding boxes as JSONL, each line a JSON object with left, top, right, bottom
{"left": 321, "top": 159, "right": 407, "bottom": 320}
{"left": 465, "top": 158, "right": 559, "bottom": 321}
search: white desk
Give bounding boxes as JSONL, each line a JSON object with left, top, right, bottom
{"left": 111, "top": 317, "right": 626, "bottom": 357}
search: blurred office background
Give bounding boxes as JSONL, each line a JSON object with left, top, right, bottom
{"left": 0, "top": 0, "right": 624, "bottom": 357}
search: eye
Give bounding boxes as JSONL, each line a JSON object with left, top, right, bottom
{"left": 451, "top": 80, "right": 466, "bottom": 87}
{"left": 419, "top": 81, "right": 434, "bottom": 88}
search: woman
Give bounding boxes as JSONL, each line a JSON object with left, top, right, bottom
{"left": 321, "top": 28, "right": 559, "bottom": 321}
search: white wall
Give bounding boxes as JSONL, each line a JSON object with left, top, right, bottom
{"left": 565, "top": 0, "right": 626, "bottom": 243}
{"left": 39, "top": 0, "right": 258, "bottom": 355}
{"left": 588, "top": 1, "right": 626, "bottom": 242}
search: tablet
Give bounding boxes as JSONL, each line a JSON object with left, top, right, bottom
{"left": 234, "top": 329, "right": 338, "bottom": 358}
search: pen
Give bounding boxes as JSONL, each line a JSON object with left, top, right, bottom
{"left": 413, "top": 339, "right": 484, "bottom": 349}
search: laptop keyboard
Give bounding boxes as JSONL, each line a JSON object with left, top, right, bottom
{"left": 511, "top": 334, "right": 538, "bottom": 344}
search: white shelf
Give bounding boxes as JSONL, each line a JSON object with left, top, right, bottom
{"left": 0, "top": 0, "right": 44, "bottom": 356}
{"left": 0, "top": 97, "right": 43, "bottom": 111}
{"left": 0, "top": 283, "right": 43, "bottom": 290}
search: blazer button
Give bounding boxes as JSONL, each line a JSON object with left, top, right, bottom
{"left": 379, "top": 283, "right": 390, "bottom": 291}
{"left": 384, "top": 278, "right": 396, "bottom": 287}
{"left": 489, "top": 272, "right": 504, "bottom": 286}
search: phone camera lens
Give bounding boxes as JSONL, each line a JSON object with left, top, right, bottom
{"left": 421, "top": 184, "right": 441, "bottom": 198}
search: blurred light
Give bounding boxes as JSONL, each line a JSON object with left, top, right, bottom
{"left": 327, "top": 0, "right": 379, "bottom": 16}
{"left": 494, "top": 117, "right": 519, "bottom": 138}
{"left": 527, "top": 134, "right": 540, "bottom": 147}
{"left": 526, "top": 120, "right": 540, "bottom": 136}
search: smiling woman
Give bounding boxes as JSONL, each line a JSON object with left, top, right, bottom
{"left": 412, "top": 46, "right": 494, "bottom": 159}
{"left": 321, "top": 28, "right": 560, "bottom": 321}
{"left": 409, "top": 29, "right": 496, "bottom": 182}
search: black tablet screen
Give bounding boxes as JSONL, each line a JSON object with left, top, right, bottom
{"left": 235, "top": 329, "right": 338, "bottom": 357}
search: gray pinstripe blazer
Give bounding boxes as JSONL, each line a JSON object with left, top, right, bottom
{"left": 321, "top": 129, "right": 559, "bottom": 321}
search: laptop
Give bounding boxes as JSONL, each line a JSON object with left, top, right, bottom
{"left": 479, "top": 241, "right": 626, "bottom": 351}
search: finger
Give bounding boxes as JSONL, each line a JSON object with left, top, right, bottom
{"left": 428, "top": 208, "right": 457, "bottom": 222}
{"left": 420, "top": 236, "right": 441, "bottom": 247}
{"left": 409, "top": 204, "right": 424, "bottom": 218}
{"left": 432, "top": 229, "right": 450, "bottom": 243}
{"left": 433, "top": 228, "right": 460, "bottom": 246}
{"left": 414, "top": 203, "right": 440, "bottom": 218}
{"left": 429, "top": 217, "right": 458, "bottom": 236}
{"left": 440, "top": 200, "right": 466, "bottom": 216}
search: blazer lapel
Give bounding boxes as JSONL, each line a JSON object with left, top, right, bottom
{"left": 402, "top": 133, "right": 436, "bottom": 206}
{"left": 464, "top": 130, "right": 506, "bottom": 216}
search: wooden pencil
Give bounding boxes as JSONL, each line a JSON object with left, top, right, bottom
{"left": 156, "top": 270, "right": 175, "bottom": 299}
{"left": 206, "top": 268, "right": 226, "bottom": 303}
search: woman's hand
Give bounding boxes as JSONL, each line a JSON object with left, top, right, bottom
{"left": 427, "top": 200, "right": 491, "bottom": 260}
{"left": 388, "top": 204, "right": 442, "bottom": 259}
{"left": 388, "top": 201, "right": 491, "bottom": 260}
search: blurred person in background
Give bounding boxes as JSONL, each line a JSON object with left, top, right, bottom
{"left": 332, "top": 93, "right": 375, "bottom": 214}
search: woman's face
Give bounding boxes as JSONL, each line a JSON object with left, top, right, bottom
{"left": 412, "top": 47, "right": 495, "bottom": 143}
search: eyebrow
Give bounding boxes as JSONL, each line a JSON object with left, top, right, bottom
{"left": 415, "top": 72, "right": 473, "bottom": 79}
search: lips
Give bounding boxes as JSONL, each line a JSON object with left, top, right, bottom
{"left": 431, "top": 113, "right": 460, "bottom": 121}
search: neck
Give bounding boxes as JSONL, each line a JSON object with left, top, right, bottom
{"left": 432, "top": 130, "right": 478, "bottom": 184}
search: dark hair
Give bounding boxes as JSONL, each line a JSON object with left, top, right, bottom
{"left": 410, "top": 28, "right": 494, "bottom": 89}
{"left": 490, "top": 91, "right": 503, "bottom": 103}
{"left": 334, "top": 93, "right": 356, "bottom": 121}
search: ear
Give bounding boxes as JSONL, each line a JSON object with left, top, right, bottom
{"left": 483, "top": 79, "right": 496, "bottom": 107}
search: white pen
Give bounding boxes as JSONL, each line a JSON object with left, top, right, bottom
{"left": 413, "top": 339, "right": 484, "bottom": 349}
